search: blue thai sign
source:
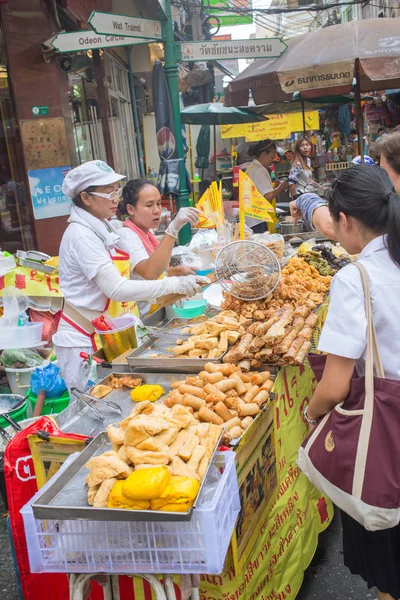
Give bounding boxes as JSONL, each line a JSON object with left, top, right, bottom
{"left": 28, "top": 166, "right": 71, "bottom": 220}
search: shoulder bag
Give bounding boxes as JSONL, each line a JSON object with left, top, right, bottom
{"left": 297, "top": 262, "right": 400, "bottom": 531}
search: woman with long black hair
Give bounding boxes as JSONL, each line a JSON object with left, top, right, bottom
{"left": 304, "top": 164, "right": 400, "bottom": 600}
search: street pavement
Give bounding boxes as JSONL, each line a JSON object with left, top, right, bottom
{"left": 0, "top": 499, "right": 377, "bottom": 600}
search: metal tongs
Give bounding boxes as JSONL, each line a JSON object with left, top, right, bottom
{"left": 71, "top": 388, "right": 123, "bottom": 421}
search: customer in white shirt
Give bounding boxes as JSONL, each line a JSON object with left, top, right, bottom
{"left": 304, "top": 164, "right": 400, "bottom": 600}
{"left": 245, "top": 139, "right": 288, "bottom": 233}
{"left": 53, "top": 161, "right": 208, "bottom": 391}
{"left": 118, "top": 179, "right": 198, "bottom": 318}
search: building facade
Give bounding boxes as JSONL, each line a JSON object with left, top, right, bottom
{"left": 0, "top": 0, "right": 157, "bottom": 255}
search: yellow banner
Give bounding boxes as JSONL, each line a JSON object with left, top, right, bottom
{"left": 222, "top": 110, "right": 320, "bottom": 141}
{"left": 239, "top": 170, "right": 274, "bottom": 233}
{"left": 131, "top": 363, "right": 334, "bottom": 600}
{"left": 0, "top": 265, "right": 61, "bottom": 297}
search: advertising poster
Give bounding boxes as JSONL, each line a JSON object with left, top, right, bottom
{"left": 28, "top": 166, "right": 71, "bottom": 220}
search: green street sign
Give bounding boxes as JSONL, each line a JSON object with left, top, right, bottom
{"left": 205, "top": 0, "right": 253, "bottom": 27}
{"left": 32, "top": 106, "right": 49, "bottom": 116}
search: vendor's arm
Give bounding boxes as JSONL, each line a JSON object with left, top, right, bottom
{"left": 264, "top": 180, "right": 288, "bottom": 201}
{"left": 74, "top": 234, "right": 207, "bottom": 303}
{"left": 120, "top": 228, "right": 176, "bottom": 280}
{"left": 307, "top": 266, "right": 366, "bottom": 420}
{"left": 94, "top": 262, "right": 207, "bottom": 302}
{"left": 119, "top": 207, "right": 200, "bottom": 280}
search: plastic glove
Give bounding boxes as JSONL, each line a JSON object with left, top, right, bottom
{"left": 166, "top": 207, "right": 201, "bottom": 239}
{"left": 172, "top": 275, "right": 210, "bottom": 298}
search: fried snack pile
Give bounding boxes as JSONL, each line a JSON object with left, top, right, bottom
{"left": 108, "top": 375, "right": 143, "bottom": 389}
{"left": 85, "top": 401, "right": 222, "bottom": 511}
{"left": 164, "top": 362, "right": 273, "bottom": 444}
{"left": 220, "top": 257, "right": 331, "bottom": 369}
{"left": 172, "top": 311, "right": 245, "bottom": 359}
{"left": 222, "top": 257, "right": 331, "bottom": 317}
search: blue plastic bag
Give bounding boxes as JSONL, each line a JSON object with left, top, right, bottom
{"left": 31, "top": 362, "right": 67, "bottom": 398}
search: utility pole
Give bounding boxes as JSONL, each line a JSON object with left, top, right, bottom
{"left": 161, "top": 0, "right": 191, "bottom": 245}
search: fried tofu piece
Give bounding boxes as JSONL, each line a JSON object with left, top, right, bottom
{"left": 86, "top": 451, "right": 132, "bottom": 487}
{"left": 106, "top": 425, "right": 125, "bottom": 446}
{"left": 126, "top": 447, "right": 169, "bottom": 466}
{"left": 93, "top": 477, "right": 117, "bottom": 508}
{"left": 137, "top": 436, "right": 171, "bottom": 453}
{"left": 91, "top": 384, "right": 112, "bottom": 399}
{"left": 170, "top": 456, "right": 200, "bottom": 481}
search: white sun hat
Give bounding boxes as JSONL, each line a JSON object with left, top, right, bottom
{"left": 62, "top": 160, "right": 125, "bottom": 198}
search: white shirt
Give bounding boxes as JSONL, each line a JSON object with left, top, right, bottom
{"left": 118, "top": 227, "right": 154, "bottom": 317}
{"left": 53, "top": 221, "right": 116, "bottom": 347}
{"left": 318, "top": 236, "right": 400, "bottom": 380}
{"left": 245, "top": 159, "right": 274, "bottom": 228}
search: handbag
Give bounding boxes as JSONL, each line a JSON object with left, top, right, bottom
{"left": 297, "top": 262, "right": 400, "bottom": 532}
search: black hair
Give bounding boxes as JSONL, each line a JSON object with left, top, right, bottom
{"left": 118, "top": 178, "right": 158, "bottom": 215}
{"left": 376, "top": 131, "right": 400, "bottom": 174}
{"left": 350, "top": 128, "right": 357, "bottom": 135}
{"left": 377, "top": 126, "right": 385, "bottom": 134}
{"left": 328, "top": 164, "right": 400, "bottom": 266}
{"left": 248, "top": 139, "right": 276, "bottom": 159}
{"left": 72, "top": 185, "right": 97, "bottom": 209}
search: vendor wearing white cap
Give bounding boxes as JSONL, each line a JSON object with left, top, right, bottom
{"left": 53, "top": 160, "right": 208, "bottom": 391}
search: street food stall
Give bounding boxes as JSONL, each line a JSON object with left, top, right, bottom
{"left": 0, "top": 230, "right": 355, "bottom": 600}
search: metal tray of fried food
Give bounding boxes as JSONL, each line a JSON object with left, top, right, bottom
{"left": 31, "top": 428, "right": 223, "bottom": 522}
{"left": 56, "top": 372, "right": 197, "bottom": 437}
{"left": 127, "top": 318, "right": 228, "bottom": 373}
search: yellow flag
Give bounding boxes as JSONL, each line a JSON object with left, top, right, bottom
{"left": 239, "top": 170, "right": 274, "bottom": 225}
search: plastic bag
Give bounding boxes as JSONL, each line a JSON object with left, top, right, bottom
{"left": 0, "top": 287, "right": 29, "bottom": 328}
{"left": 1, "top": 348, "right": 44, "bottom": 368}
{"left": 31, "top": 362, "right": 67, "bottom": 398}
{"left": 189, "top": 228, "right": 218, "bottom": 251}
{"left": 251, "top": 233, "right": 285, "bottom": 261}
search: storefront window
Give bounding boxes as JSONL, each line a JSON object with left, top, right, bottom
{"left": 0, "top": 22, "right": 35, "bottom": 252}
{"left": 68, "top": 72, "right": 107, "bottom": 165}
{"left": 105, "top": 55, "right": 140, "bottom": 180}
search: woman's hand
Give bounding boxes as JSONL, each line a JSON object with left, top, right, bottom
{"left": 290, "top": 200, "right": 302, "bottom": 223}
{"left": 167, "top": 265, "right": 196, "bottom": 277}
{"left": 165, "top": 207, "right": 200, "bottom": 238}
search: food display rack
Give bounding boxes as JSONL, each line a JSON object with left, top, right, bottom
{"left": 22, "top": 450, "right": 239, "bottom": 575}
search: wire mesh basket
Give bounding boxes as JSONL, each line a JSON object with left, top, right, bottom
{"left": 215, "top": 241, "right": 281, "bottom": 301}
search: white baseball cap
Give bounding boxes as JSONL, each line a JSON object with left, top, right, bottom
{"left": 62, "top": 160, "right": 125, "bottom": 198}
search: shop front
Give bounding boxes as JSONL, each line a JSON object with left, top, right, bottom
{"left": 0, "top": 0, "right": 143, "bottom": 255}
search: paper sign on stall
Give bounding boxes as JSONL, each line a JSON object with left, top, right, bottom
{"left": 239, "top": 170, "right": 274, "bottom": 238}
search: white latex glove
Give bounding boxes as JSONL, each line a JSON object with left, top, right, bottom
{"left": 172, "top": 275, "right": 210, "bottom": 298}
{"left": 166, "top": 207, "right": 200, "bottom": 239}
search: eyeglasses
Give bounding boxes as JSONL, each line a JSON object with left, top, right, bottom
{"left": 88, "top": 188, "right": 122, "bottom": 201}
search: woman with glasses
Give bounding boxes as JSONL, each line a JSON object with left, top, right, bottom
{"left": 53, "top": 161, "right": 208, "bottom": 391}
{"left": 118, "top": 179, "right": 199, "bottom": 318}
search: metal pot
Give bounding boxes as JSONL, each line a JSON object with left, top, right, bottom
{"left": 278, "top": 220, "right": 305, "bottom": 235}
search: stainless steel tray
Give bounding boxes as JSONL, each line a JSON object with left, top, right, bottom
{"left": 32, "top": 428, "right": 222, "bottom": 522}
{"left": 17, "top": 256, "right": 57, "bottom": 274}
{"left": 127, "top": 318, "right": 227, "bottom": 372}
{"left": 56, "top": 372, "right": 196, "bottom": 437}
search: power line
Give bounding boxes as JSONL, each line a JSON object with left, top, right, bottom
{"left": 198, "top": 0, "right": 375, "bottom": 15}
